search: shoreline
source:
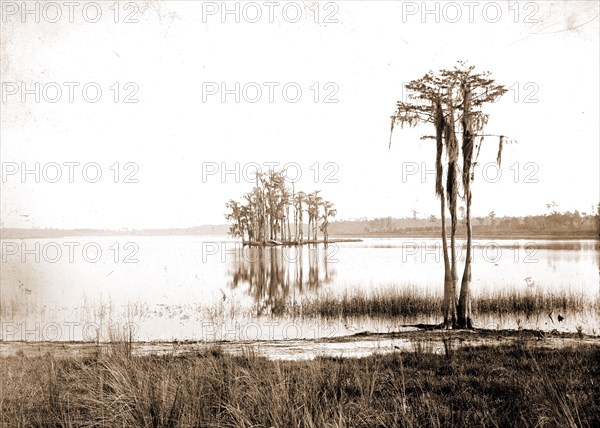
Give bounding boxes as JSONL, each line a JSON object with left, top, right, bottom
{"left": 244, "top": 238, "right": 363, "bottom": 246}
{"left": 332, "top": 231, "right": 599, "bottom": 240}
{"left": 2, "top": 328, "right": 598, "bottom": 360}
{"left": 2, "top": 331, "right": 598, "bottom": 426}
{"left": 0, "top": 231, "right": 596, "bottom": 240}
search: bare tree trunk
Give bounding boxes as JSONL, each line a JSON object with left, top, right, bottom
{"left": 458, "top": 82, "right": 474, "bottom": 329}
{"left": 294, "top": 206, "right": 298, "bottom": 242}
{"left": 292, "top": 184, "right": 297, "bottom": 242}
{"left": 287, "top": 204, "right": 291, "bottom": 243}
{"left": 297, "top": 201, "right": 303, "bottom": 243}
{"left": 458, "top": 189, "right": 473, "bottom": 328}
{"left": 440, "top": 191, "right": 456, "bottom": 327}
{"left": 434, "top": 98, "right": 456, "bottom": 328}
{"left": 448, "top": 187, "right": 459, "bottom": 328}
{"left": 298, "top": 210, "right": 302, "bottom": 243}
{"left": 445, "top": 100, "right": 460, "bottom": 326}
{"left": 445, "top": 156, "right": 460, "bottom": 329}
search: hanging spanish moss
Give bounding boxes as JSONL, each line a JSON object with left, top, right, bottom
{"left": 388, "top": 61, "right": 513, "bottom": 329}
{"left": 434, "top": 99, "right": 445, "bottom": 198}
{"left": 443, "top": 93, "right": 460, "bottom": 323}
{"left": 497, "top": 135, "right": 505, "bottom": 166}
{"left": 461, "top": 83, "right": 474, "bottom": 192}
{"left": 388, "top": 115, "right": 395, "bottom": 150}
{"left": 473, "top": 135, "right": 484, "bottom": 180}
{"left": 458, "top": 80, "right": 475, "bottom": 329}
{"left": 225, "top": 171, "right": 336, "bottom": 245}
{"left": 444, "top": 102, "right": 459, "bottom": 218}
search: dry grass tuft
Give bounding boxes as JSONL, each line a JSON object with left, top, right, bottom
{"left": 1, "top": 343, "right": 598, "bottom": 427}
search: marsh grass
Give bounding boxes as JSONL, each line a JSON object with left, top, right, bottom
{"left": 0, "top": 343, "right": 598, "bottom": 427}
{"left": 475, "top": 288, "right": 590, "bottom": 315}
{"left": 284, "top": 285, "right": 596, "bottom": 320}
{"left": 295, "top": 286, "right": 441, "bottom": 319}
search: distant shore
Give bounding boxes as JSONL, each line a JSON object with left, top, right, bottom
{"left": 244, "top": 238, "right": 363, "bottom": 246}
{"left": 1, "top": 229, "right": 597, "bottom": 240}
{"left": 332, "top": 230, "right": 599, "bottom": 240}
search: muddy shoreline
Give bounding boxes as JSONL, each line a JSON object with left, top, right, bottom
{"left": 2, "top": 328, "right": 598, "bottom": 360}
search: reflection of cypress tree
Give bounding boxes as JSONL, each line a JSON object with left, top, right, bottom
{"left": 323, "top": 249, "right": 332, "bottom": 283}
{"left": 307, "top": 246, "right": 319, "bottom": 290}
{"left": 227, "top": 246, "right": 336, "bottom": 315}
{"left": 297, "top": 247, "right": 303, "bottom": 293}
{"left": 268, "top": 247, "right": 280, "bottom": 302}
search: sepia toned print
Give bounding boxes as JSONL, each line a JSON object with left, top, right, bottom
{"left": 1, "top": 1, "right": 598, "bottom": 426}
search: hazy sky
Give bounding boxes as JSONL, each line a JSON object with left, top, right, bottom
{"left": 1, "top": 0, "right": 598, "bottom": 229}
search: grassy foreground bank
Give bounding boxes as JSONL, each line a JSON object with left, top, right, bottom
{"left": 1, "top": 342, "right": 598, "bottom": 427}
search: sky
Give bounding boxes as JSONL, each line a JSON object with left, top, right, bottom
{"left": 1, "top": 0, "right": 598, "bottom": 229}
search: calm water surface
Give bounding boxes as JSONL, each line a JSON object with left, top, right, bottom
{"left": 1, "top": 236, "right": 598, "bottom": 342}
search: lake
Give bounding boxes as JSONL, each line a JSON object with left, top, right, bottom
{"left": 1, "top": 236, "right": 598, "bottom": 342}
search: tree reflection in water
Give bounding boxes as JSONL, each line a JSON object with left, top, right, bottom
{"left": 228, "top": 245, "right": 336, "bottom": 316}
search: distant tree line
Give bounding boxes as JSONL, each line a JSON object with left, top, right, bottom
{"left": 329, "top": 207, "right": 599, "bottom": 236}
{"left": 225, "top": 170, "right": 337, "bottom": 244}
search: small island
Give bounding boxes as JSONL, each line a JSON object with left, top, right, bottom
{"left": 225, "top": 169, "right": 361, "bottom": 246}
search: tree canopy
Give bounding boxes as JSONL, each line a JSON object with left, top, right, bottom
{"left": 390, "top": 61, "right": 513, "bottom": 328}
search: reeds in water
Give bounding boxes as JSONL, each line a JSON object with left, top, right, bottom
{"left": 280, "top": 284, "right": 596, "bottom": 320}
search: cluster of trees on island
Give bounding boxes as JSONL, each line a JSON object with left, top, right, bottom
{"left": 225, "top": 170, "right": 337, "bottom": 245}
